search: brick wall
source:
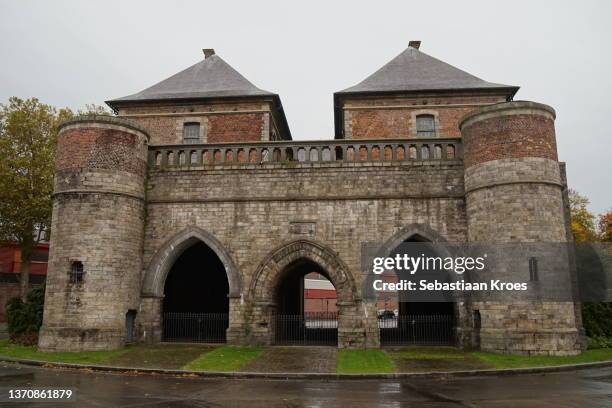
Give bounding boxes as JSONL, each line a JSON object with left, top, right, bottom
{"left": 118, "top": 101, "right": 276, "bottom": 144}
{"left": 462, "top": 114, "right": 557, "bottom": 168}
{"left": 342, "top": 95, "right": 505, "bottom": 139}
{"left": 206, "top": 113, "right": 265, "bottom": 143}
{"left": 304, "top": 295, "right": 338, "bottom": 313}
{"left": 56, "top": 127, "right": 146, "bottom": 177}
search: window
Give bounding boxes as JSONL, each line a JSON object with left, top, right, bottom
{"left": 69, "top": 261, "right": 84, "bottom": 284}
{"left": 529, "top": 257, "right": 539, "bottom": 281}
{"left": 416, "top": 114, "right": 436, "bottom": 137}
{"left": 183, "top": 122, "right": 200, "bottom": 144}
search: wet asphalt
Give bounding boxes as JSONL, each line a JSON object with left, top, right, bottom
{"left": 0, "top": 363, "right": 611, "bottom": 407}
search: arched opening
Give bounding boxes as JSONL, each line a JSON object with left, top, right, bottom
{"left": 273, "top": 259, "right": 337, "bottom": 346}
{"left": 162, "top": 241, "right": 229, "bottom": 343}
{"left": 285, "top": 147, "right": 294, "bottom": 161}
{"left": 379, "top": 234, "right": 456, "bottom": 346}
{"left": 334, "top": 146, "right": 343, "bottom": 160}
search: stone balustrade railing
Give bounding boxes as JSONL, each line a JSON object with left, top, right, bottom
{"left": 148, "top": 138, "right": 462, "bottom": 168}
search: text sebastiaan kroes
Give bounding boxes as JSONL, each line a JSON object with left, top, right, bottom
{"left": 371, "top": 254, "right": 528, "bottom": 292}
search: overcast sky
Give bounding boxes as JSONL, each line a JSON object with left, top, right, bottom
{"left": 1, "top": 0, "right": 610, "bottom": 214}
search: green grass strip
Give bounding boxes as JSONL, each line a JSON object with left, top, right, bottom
{"left": 183, "top": 346, "right": 263, "bottom": 371}
{"left": 473, "top": 348, "right": 612, "bottom": 369}
{"left": 388, "top": 346, "right": 470, "bottom": 360}
{"left": 0, "top": 340, "right": 128, "bottom": 364}
{"left": 337, "top": 349, "right": 395, "bottom": 373}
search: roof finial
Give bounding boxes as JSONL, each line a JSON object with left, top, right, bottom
{"left": 408, "top": 41, "right": 421, "bottom": 50}
{"left": 202, "top": 48, "right": 215, "bottom": 59}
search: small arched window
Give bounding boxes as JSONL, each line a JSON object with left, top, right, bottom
{"left": 69, "top": 261, "right": 84, "bottom": 284}
{"left": 416, "top": 114, "right": 436, "bottom": 138}
{"left": 183, "top": 122, "right": 201, "bottom": 144}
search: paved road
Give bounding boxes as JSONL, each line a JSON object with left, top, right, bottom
{"left": 0, "top": 362, "right": 611, "bottom": 407}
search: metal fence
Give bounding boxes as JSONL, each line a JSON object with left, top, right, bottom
{"left": 379, "top": 314, "right": 455, "bottom": 346}
{"left": 274, "top": 312, "right": 338, "bottom": 346}
{"left": 162, "top": 312, "right": 228, "bottom": 343}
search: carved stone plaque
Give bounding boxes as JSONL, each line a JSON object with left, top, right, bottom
{"left": 289, "top": 221, "right": 316, "bottom": 236}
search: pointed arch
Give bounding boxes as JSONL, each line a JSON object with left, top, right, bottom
{"left": 386, "top": 223, "right": 448, "bottom": 245}
{"left": 379, "top": 223, "right": 453, "bottom": 259}
{"left": 141, "top": 226, "right": 241, "bottom": 298}
{"left": 250, "top": 239, "right": 358, "bottom": 304}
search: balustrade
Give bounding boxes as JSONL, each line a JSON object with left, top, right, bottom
{"left": 148, "top": 138, "right": 462, "bottom": 169}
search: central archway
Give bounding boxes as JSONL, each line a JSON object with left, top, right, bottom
{"left": 273, "top": 258, "right": 338, "bottom": 345}
{"left": 249, "top": 240, "right": 359, "bottom": 347}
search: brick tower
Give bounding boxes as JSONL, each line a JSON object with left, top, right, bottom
{"left": 460, "top": 101, "right": 582, "bottom": 355}
{"left": 38, "top": 116, "right": 149, "bottom": 351}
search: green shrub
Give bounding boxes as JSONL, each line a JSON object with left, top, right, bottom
{"left": 586, "top": 336, "right": 612, "bottom": 349}
{"left": 582, "top": 302, "right": 612, "bottom": 339}
{"left": 6, "top": 285, "right": 45, "bottom": 345}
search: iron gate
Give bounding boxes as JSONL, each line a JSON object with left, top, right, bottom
{"left": 274, "top": 312, "right": 337, "bottom": 346}
{"left": 162, "top": 312, "right": 228, "bottom": 343}
{"left": 379, "top": 314, "right": 455, "bottom": 346}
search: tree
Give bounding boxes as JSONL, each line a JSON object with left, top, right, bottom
{"left": 598, "top": 210, "right": 612, "bottom": 242}
{"left": 78, "top": 104, "right": 112, "bottom": 116}
{"left": 0, "top": 97, "right": 73, "bottom": 298}
{"left": 570, "top": 193, "right": 612, "bottom": 346}
{"left": 569, "top": 189, "right": 598, "bottom": 243}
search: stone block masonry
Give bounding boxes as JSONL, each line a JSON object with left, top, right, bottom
{"left": 39, "top": 117, "right": 149, "bottom": 351}
{"left": 141, "top": 161, "right": 469, "bottom": 348}
{"left": 461, "top": 101, "right": 581, "bottom": 355}
{"left": 39, "top": 44, "right": 581, "bottom": 354}
{"left": 39, "top": 100, "right": 583, "bottom": 355}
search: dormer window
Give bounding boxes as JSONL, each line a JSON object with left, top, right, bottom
{"left": 416, "top": 114, "right": 436, "bottom": 137}
{"left": 183, "top": 122, "right": 201, "bottom": 144}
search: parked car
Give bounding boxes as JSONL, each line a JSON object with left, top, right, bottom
{"left": 378, "top": 310, "right": 395, "bottom": 320}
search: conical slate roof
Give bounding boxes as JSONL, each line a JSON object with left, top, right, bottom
{"left": 337, "top": 46, "right": 518, "bottom": 95}
{"left": 107, "top": 53, "right": 275, "bottom": 106}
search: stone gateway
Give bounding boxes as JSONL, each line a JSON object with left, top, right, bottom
{"left": 38, "top": 43, "right": 582, "bottom": 355}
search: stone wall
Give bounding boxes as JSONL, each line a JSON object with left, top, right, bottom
{"left": 461, "top": 101, "right": 581, "bottom": 355}
{"left": 39, "top": 100, "right": 581, "bottom": 354}
{"left": 140, "top": 160, "right": 468, "bottom": 347}
{"left": 38, "top": 117, "right": 149, "bottom": 351}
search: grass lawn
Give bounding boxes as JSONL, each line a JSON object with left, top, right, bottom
{"left": 474, "top": 348, "right": 612, "bottom": 369}
{"left": 337, "top": 349, "right": 395, "bottom": 373}
{"left": 1, "top": 339, "right": 611, "bottom": 373}
{"left": 104, "top": 344, "right": 215, "bottom": 369}
{"left": 183, "top": 346, "right": 263, "bottom": 371}
{"left": 0, "top": 340, "right": 215, "bottom": 369}
{"left": 387, "top": 347, "right": 493, "bottom": 372}
{"left": 0, "top": 339, "right": 129, "bottom": 364}
{"left": 242, "top": 347, "right": 337, "bottom": 373}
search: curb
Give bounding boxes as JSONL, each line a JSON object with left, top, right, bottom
{"left": 1, "top": 357, "right": 612, "bottom": 380}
